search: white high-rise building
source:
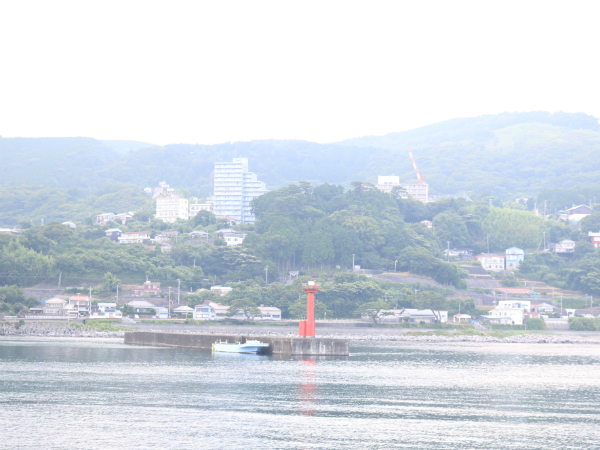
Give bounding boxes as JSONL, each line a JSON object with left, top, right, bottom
{"left": 156, "top": 194, "right": 189, "bottom": 223}
{"left": 213, "top": 158, "right": 267, "bottom": 224}
{"left": 376, "top": 175, "right": 429, "bottom": 203}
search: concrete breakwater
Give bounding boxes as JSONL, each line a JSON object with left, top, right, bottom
{"left": 0, "top": 322, "right": 124, "bottom": 338}
{"left": 124, "top": 331, "right": 350, "bottom": 356}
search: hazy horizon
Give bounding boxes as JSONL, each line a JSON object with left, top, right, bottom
{"left": 1, "top": 0, "right": 599, "bottom": 146}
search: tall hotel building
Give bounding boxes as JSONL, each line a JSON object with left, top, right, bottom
{"left": 213, "top": 158, "right": 268, "bottom": 224}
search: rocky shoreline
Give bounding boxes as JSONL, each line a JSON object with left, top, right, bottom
{"left": 2, "top": 323, "right": 600, "bottom": 344}
{"left": 0, "top": 323, "right": 124, "bottom": 338}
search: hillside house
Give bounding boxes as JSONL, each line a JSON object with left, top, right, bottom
{"left": 589, "top": 232, "right": 600, "bottom": 248}
{"left": 131, "top": 281, "right": 161, "bottom": 297}
{"left": 118, "top": 231, "right": 151, "bottom": 244}
{"left": 558, "top": 205, "right": 592, "bottom": 223}
{"left": 211, "top": 286, "right": 232, "bottom": 296}
{"left": 95, "top": 213, "right": 115, "bottom": 226}
{"left": 222, "top": 232, "right": 247, "bottom": 246}
{"left": 497, "top": 300, "right": 531, "bottom": 311}
{"left": 505, "top": 247, "right": 525, "bottom": 270}
{"left": 550, "top": 240, "right": 575, "bottom": 254}
{"left": 476, "top": 253, "right": 505, "bottom": 272}
{"left": 531, "top": 302, "right": 555, "bottom": 313}
{"left": 453, "top": 314, "right": 472, "bottom": 323}
{"left": 189, "top": 202, "right": 213, "bottom": 217}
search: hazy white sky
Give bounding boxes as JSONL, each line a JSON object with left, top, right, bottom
{"left": 1, "top": 0, "right": 599, "bottom": 146}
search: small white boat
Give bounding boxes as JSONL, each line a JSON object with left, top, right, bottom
{"left": 212, "top": 339, "right": 269, "bottom": 354}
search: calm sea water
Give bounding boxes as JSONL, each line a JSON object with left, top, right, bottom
{"left": 1, "top": 337, "right": 600, "bottom": 449}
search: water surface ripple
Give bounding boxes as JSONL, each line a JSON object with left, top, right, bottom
{"left": 1, "top": 337, "right": 599, "bottom": 449}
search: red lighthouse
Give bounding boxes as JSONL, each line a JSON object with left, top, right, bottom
{"left": 299, "top": 280, "right": 320, "bottom": 337}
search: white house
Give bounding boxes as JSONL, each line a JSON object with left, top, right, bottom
{"left": 189, "top": 202, "right": 213, "bottom": 217}
{"left": 497, "top": 300, "right": 531, "bottom": 311}
{"left": 476, "top": 253, "right": 505, "bottom": 272}
{"left": 62, "top": 221, "right": 76, "bottom": 228}
{"left": 221, "top": 232, "right": 246, "bottom": 246}
{"left": 96, "top": 213, "right": 115, "bottom": 226}
{"left": 193, "top": 301, "right": 281, "bottom": 321}
{"left": 379, "top": 308, "right": 448, "bottom": 323}
{"left": 43, "top": 298, "right": 67, "bottom": 316}
{"left": 486, "top": 307, "right": 524, "bottom": 325}
{"left": 156, "top": 194, "right": 189, "bottom": 223}
{"left": 92, "top": 303, "right": 122, "bottom": 319}
{"left": 551, "top": 240, "right": 575, "bottom": 254}
{"left": 118, "top": 231, "right": 151, "bottom": 244}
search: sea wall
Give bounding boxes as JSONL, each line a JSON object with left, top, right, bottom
{"left": 124, "top": 331, "right": 349, "bottom": 356}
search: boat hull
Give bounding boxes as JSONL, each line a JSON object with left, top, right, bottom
{"left": 213, "top": 342, "right": 269, "bottom": 354}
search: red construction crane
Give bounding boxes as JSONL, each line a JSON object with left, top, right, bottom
{"left": 407, "top": 147, "right": 424, "bottom": 184}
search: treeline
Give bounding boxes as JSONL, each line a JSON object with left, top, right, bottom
{"left": 0, "top": 183, "right": 152, "bottom": 227}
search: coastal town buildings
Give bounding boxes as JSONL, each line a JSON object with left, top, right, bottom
{"left": 476, "top": 253, "right": 505, "bottom": 272}
{"left": 213, "top": 158, "right": 268, "bottom": 224}
{"left": 118, "top": 231, "right": 151, "bottom": 244}
{"left": 156, "top": 194, "right": 189, "bottom": 223}
{"left": 375, "top": 176, "right": 429, "bottom": 203}
{"left": 550, "top": 240, "right": 576, "bottom": 254}
{"left": 505, "top": 247, "right": 524, "bottom": 270}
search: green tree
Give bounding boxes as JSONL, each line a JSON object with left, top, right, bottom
{"left": 355, "top": 301, "right": 392, "bottom": 323}
{"left": 225, "top": 298, "right": 262, "bottom": 320}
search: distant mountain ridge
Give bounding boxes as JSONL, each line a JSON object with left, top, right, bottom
{"left": 1, "top": 111, "right": 599, "bottom": 200}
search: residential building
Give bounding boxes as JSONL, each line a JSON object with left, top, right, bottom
{"left": 485, "top": 307, "right": 524, "bottom": 325}
{"left": 192, "top": 300, "right": 281, "bottom": 321}
{"left": 589, "top": 232, "right": 600, "bottom": 248}
{"left": 453, "top": 314, "right": 472, "bottom": 323}
{"left": 62, "top": 221, "right": 76, "bottom": 228}
{"left": 92, "top": 303, "right": 122, "bottom": 319}
{"left": 420, "top": 220, "right": 433, "bottom": 229}
{"left": 213, "top": 158, "right": 268, "bottom": 224}
{"left": 221, "top": 232, "right": 247, "bottom": 246}
{"left": 497, "top": 300, "right": 531, "bottom": 311}
{"left": 131, "top": 281, "right": 161, "bottom": 297}
{"left": 379, "top": 308, "right": 448, "bottom": 323}
{"left": 550, "top": 240, "right": 576, "bottom": 254}
{"left": 127, "top": 300, "right": 158, "bottom": 314}
{"left": 96, "top": 213, "right": 115, "bottom": 226}
{"left": 531, "top": 302, "right": 555, "bottom": 313}
{"left": 114, "top": 212, "right": 134, "bottom": 224}
{"left": 43, "top": 298, "right": 67, "bottom": 316}
{"left": 496, "top": 288, "right": 536, "bottom": 296}
{"left": 156, "top": 194, "right": 189, "bottom": 223}
{"left": 375, "top": 176, "right": 429, "bottom": 203}
{"left": 68, "top": 295, "right": 91, "bottom": 317}
{"left": 211, "top": 286, "right": 232, "bottom": 296}
{"left": 118, "top": 231, "right": 151, "bottom": 244}
{"left": 505, "top": 247, "right": 525, "bottom": 270}
{"left": 0, "top": 228, "right": 20, "bottom": 235}
{"left": 476, "top": 253, "right": 505, "bottom": 272}
{"left": 558, "top": 205, "right": 592, "bottom": 223}
{"left": 189, "top": 202, "right": 213, "bottom": 217}
{"left": 105, "top": 228, "right": 122, "bottom": 242}
{"left": 173, "top": 305, "right": 194, "bottom": 318}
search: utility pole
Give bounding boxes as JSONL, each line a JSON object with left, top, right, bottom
{"left": 394, "top": 260, "right": 398, "bottom": 272}
{"left": 177, "top": 279, "right": 181, "bottom": 304}
{"left": 447, "top": 242, "right": 450, "bottom": 262}
{"left": 352, "top": 254, "right": 355, "bottom": 272}
{"left": 58, "top": 272, "right": 62, "bottom": 288}
{"left": 487, "top": 234, "right": 490, "bottom": 253}
{"left": 265, "top": 266, "right": 268, "bottom": 286}
{"left": 543, "top": 232, "right": 546, "bottom": 251}
{"left": 116, "top": 285, "right": 119, "bottom": 305}
{"left": 168, "top": 287, "right": 171, "bottom": 319}
{"left": 193, "top": 258, "right": 196, "bottom": 267}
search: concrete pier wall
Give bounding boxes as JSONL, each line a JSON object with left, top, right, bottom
{"left": 124, "top": 331, "right": 349, "bottom": 356}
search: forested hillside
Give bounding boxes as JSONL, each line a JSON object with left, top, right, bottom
{"left": 2, "top": 111, "right": 599, "bottom": 201}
